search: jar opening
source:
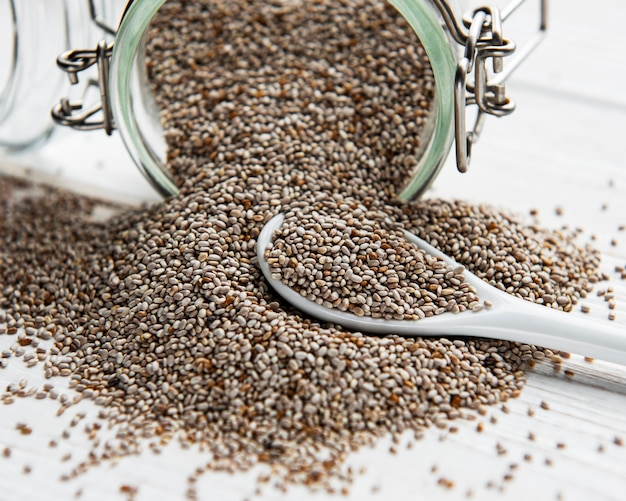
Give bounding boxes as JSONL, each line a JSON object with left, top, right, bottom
{"left": 112, "top": 0, "right": 455, "bottom": 200}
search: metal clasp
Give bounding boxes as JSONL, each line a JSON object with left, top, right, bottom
{"left": 51, "top": 41, "right": 115, "bottom": 134}
{"left": 435, "top": 0, "right": 548, "bottom": 173}
{"left": 51, "top": 0, "right": 126, "bottom": 135}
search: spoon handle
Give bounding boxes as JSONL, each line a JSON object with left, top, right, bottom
{"left": 466, "top": 300, "right": 626, "bottom": 366}
{"left": 404, "top": 230, "right": 626, "bottom": 365}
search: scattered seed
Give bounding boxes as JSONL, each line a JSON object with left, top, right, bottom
{"left": 16, "top": 423, "right": 32, "bottom": 435}
{"left": 437, "top": 478, "right": 455, "bottom": 489}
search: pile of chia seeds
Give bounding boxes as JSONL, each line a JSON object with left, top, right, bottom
{"left": 0, "top": 0, "right": 601, "bottom": 494}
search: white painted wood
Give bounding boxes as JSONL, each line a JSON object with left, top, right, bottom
{"left": 1, "top": 0, "right": 626, "bottom": 500}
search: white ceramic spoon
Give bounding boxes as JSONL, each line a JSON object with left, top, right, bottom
{"left": 257, "top": 214, "right": 626, "bottom": 365}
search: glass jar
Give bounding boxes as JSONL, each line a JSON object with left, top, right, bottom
{"left": 0, "top": 0, "right": 546, "bottom": 201}
{"left": 0, "top": 1, "right": 127, "bottom": 147}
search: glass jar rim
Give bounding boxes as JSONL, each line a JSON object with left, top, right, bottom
{"left": 110, "top": 0, "right": 175, "bottom": 197}
{"left": 389, "top": 0, "right": 455, "bottom": 200}
{"left": 110, "top": 0, "right": 456, "bottom": 200}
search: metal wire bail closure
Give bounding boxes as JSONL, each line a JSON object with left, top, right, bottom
{"left": 51, "top": 40, "right": 115, "bottom": 135}
{"left": 437, "top": 0, "right": 548, "bottom": 173}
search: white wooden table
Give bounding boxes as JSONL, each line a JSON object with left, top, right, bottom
{"left": 1, "top": 0, "right": 626, "bottom": 499}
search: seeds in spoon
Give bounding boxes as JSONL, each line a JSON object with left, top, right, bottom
{"left": 266, "top": 195, "right": 482, "bottom": 319}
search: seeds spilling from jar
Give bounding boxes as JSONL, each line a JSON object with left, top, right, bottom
{"left": 0, "top": 0, "right": 603, "bottom": 494}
